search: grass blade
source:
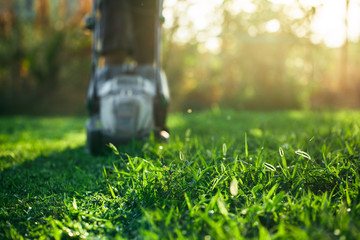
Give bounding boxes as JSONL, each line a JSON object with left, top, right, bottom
{"left": 295, "top": 150, "right": 312, "bottom": 161}
{"left": 266, "top": 183, "right": 279, "bottom": 199}
{"left": 107, "top": 142, "right": 119, "bottom": 155}
{"left": 184, "top": 193, "right": 193, "bottom": 212}
{"left": 263, "top": 162, "right": 276, "bottom": 172}
{"left": 72, "top": 197, "right": 78, "bottom": 210}
{"left": 108, "top": 184, "right": 116, "bottom": 199}
{"left": 217, "top": 193, "right": 228, "bottom": 217}
{"left": 222, "top": 143, "right": 227, "bottom": 157}
{"left": 230, "top": 178, "right": 239, "bottom": 196}
{"left": 245, "top": 132, "right": 248, "bottom": 158}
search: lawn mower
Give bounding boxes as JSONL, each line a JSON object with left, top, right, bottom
{"left": 84, "top": 0, "right": 170, "bottom": 155}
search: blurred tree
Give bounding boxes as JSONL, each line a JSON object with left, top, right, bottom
{"left": 35, "top": 0, "right": 49, "bottom": 29}
{"left": 57, "top": 0, "right": 91, "bottom": 29}
{"left": 0, "top": 0, "right": 16, "bottom": 36}
{"left": 58, "top": 0, "right": 68, "bottom": 22}
{"left": 339, "top": 0, "right": 350, "bottom": 89}
{"left": 0, "top": 0, "right": 24, "bottom": 99}
{"left": 218, "top": 0, "right": 319, "bottom": 109}
{"left": 0, "top": 0, "right": 91, "bottom": 115}
{"left": 24, "top": 0, "right": 34, "bottom": 18}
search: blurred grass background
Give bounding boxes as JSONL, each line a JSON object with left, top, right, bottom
{"left": 0, "top": 0, "right": 359, "bottom": 115}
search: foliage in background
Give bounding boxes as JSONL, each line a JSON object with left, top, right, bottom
{"left": 0, "top": 0, "right": 359, "bottom": 115}
{"left": 1, "top": 110, "right": 360, "bottom": 239}
{"left": 0, "top": 0, "right": 91, "bottom": 115}
{"left": 163, "top": 0, "right": 360, "bottom": 111}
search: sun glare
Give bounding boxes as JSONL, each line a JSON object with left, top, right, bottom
{"left": 310, "top": 0, "right": 359, "bottom": 47}
{"left": 163, "top": 0, "right": 223, "bottom": 52}
{"left": 164, "top": 0, "right": 360, "bottom": 49}
{"left": 266, "top": 19, "right": 281, "bottom": 33}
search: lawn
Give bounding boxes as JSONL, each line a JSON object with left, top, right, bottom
{"left": 1, "top": 109, "right": 360, "bottom": 239}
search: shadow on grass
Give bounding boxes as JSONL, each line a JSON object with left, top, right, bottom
{"left": 0, "top": 137, "right": 153, "bottom": 200}
{"left": 0, "top": 141, "right": 148, "bottom": 237}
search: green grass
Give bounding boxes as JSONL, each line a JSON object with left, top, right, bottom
{"left": 1, "top": 109, "right": 360, "bottom": 239}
